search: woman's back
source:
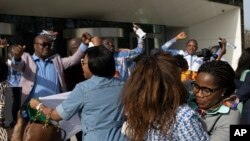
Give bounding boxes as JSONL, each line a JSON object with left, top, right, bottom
{"left": 63, "top": 76, "right": 127, "bottom": 141}
{"left": 146, "top": 104, "right": 209, "bottom": 141}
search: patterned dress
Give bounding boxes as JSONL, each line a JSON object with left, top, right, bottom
{"left": 146, "top": 104, "right": 209, "bottom": 141}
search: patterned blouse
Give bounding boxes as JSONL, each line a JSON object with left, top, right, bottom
{"left": 145, "top": 104, "right": 209, "bottom": 141}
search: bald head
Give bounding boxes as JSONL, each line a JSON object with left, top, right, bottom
{"left": 33, "top": 35, "right": 53, "bottom": 59}
{"left": 102, "top": 38, "right": 114, "bottom": 52}
{"left": 67, "top": 38, "right": 81, "bottom": 56}
{"left": 34, "top": 35, "right": 50, "bottom": 43}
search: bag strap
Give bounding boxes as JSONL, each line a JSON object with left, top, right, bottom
{"left": 46, "top": 109, "right": 67, "bottom": 140}
{"left": 207, "top": 114, "right": 222, "bottom": 135}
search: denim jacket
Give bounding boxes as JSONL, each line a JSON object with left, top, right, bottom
{"left": 56, "top": 75, "right": 128, "bottom": 141}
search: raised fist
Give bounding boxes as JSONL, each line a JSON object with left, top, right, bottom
{"left": 11, "top": 45, "right": 25, "bottom": 60}
{"left": 175, "top": 32, "right": 187, "bottom": 40}
{"left": 81, "top": 32, "right": 92, "bottom": 44}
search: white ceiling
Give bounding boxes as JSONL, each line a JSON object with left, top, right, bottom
{"left": 0, "top": 0, "right": 238, "bottom": 27}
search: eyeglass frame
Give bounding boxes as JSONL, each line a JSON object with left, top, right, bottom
{"left": 35, "top": 42, "right": 52, "bottom": 48}
{"left": 191, "top": 81, "right": 221, "bottom": 97}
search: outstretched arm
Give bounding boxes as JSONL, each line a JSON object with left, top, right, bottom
{"left": 161, "top": 32, "right": 187, "bottom": 51}
{"left": 30, "top": 98, "right": 62, "bottom": 121}
{"left": 118, "top": 37, "right": 144, "bottom": 60}
{"left": 61, "top": 32, "right": 92, "bottom": 68}
{"left": 118, "top": 24, "right": 145, "bottom": 60}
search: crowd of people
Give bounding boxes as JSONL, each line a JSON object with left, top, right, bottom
{"left": 0, "top": 24, "right": 249, "bottom": 141}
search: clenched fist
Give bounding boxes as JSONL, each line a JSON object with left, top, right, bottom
{"left": 11, "top": 45, "right": 26, "bottom": 60}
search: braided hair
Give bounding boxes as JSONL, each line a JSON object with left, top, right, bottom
{"left": 198, "top": 60, "right": 235, "bottom": 97}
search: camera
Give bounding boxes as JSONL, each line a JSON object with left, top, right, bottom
{"left": 218, "top": 39, "right": 236, "bottom": 49}
{"left": 196, "top": 48, "right": 218, "bottom": 61}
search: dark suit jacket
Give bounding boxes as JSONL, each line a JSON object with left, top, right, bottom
{"left": 235, "top": 72, "right": 250, "bottom": 124}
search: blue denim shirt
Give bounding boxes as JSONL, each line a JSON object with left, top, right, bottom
{"left": 56, "top": 75, "right": 128, "bottom": 141}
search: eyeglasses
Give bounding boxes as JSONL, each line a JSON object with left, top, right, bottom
{"left": 35, "top": 42, "right": 51, "bottom": 47}
{"left": 191, "top": 82, "right": 221, "bottom": 97}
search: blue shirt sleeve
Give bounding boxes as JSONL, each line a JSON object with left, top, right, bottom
{"left": 79, "top": 43, "right": 88, "bottom": 52}
{"left": 161, "top": 38, "right": 177, "bottom": 52}
{"left": 115, "top": 38, "right": 144, "bottom": 60}
{"left": 56, "top": 84, "right": 84, "bottom": 120}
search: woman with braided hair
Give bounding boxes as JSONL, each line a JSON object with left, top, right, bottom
{"left": 191, "top": 60, "right": 240, "bottom": 141}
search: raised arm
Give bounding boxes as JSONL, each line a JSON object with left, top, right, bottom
{"left": 117, "top": 24, "right": 145, "bottom": 60}
{"left": 10, "top": 45, "right": 26, "bottom": 71}
{"left": 161, "top": 31, "right": 187, "bottom": 51}
{"left": 216, "top": 38, "right": 227, "bottom": 61}
{"left": 61, "top": 32, "right": 92, "bottom": 68}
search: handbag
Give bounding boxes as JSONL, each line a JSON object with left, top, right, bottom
{"left": 23, "top": 121, "right": 64, "bottom": 141}
{"left": 22, "top": 105, "right": 66, "bottom": 141}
